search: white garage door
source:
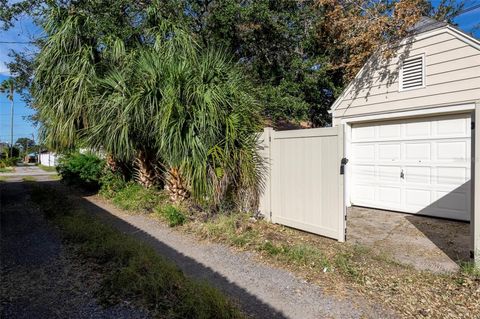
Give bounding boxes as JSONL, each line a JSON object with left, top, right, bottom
{"left": 350, "top": 113, "right": 471, "bottom": 221}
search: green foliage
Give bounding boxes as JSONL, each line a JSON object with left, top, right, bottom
{"left": 334, "top": 253, "right": 363, "bottom": 281}
{"left": 111, "top": 182, "right": 162, "bottom": 212}
{"left": 57, "top": 152, "right": 105, "bottom": 189}
{"left": 29, "top": 186, "right": 244, "bottom": 319}
{"left": 156, "top": 205, "right": 187, "bottom": 227}
{"left": 15, "top": 137, "right": 35, "bottom": 151}
{"left": 99, "top": 170, "right": 128, "bottom": 199}
{"left": 460, "top": 261, "right": 480, "bottom": 278}
{"left": 0, "top": 157, "right": 18, "bottom": 168}
{"left": 30, "top": 4, "right": 263, "bottom": 208}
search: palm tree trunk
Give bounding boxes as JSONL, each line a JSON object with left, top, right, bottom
{"left": 105, "top": 153, "right": 119, "bottom": 172}
{"left": 165, "top": 167, "right": 189, "bottom": 203}
{"left": 134, "top": 150, "right": 157, "bottom": 188}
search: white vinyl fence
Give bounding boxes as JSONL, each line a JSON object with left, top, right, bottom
{"left": 258, "top": 126, "right": 346, "bottom": 241}
{"left": 39, "top": 152, "right": 59, "bottom": 167}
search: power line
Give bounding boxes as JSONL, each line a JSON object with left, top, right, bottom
{"left": 0, "top": 41, "right": 35, "bottom": 44}
{"left": 455, "top": 3, "right": 480, "bottom": 16}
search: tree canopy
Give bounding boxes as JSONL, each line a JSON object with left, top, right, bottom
{"left": 2, "top": 0, "right": 465, "bottom": 127}
{"left": 0, "top": 0, "right": 467, "bottom": 208}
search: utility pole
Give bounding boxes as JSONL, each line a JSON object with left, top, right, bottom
{"left": 10, "top": 84, "right": 14, "bottom": 158}
{"left": 0, "top": 79, "right": 15, "bottom": 158}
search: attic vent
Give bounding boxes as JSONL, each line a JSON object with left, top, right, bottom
{"left": 399, "top": 55, "right": 425, "bottom": 91}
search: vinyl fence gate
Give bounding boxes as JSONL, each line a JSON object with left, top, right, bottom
{"left": 258, "top": 126, "right": 346, "bottom": 242}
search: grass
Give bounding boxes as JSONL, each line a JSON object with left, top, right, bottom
{"left": 0, "top": 167, "right": 15, "bottom": 173}
{"left": 155, "top": 204, "right": 187, "bottom": 227}
{"left": 460, "top": 261, "right": 480, "bottom": 277}
{"left": 111, "top": 183, "right": 164, "bottom": 212}
{"left": 29, "top": 186, "right": 244, "bottom": 319}
{"left": 38, "top": 164, "right": 57, "bottom": 172}
{"left": 189, "top": 213, "right": 362, "bottom": 279}
{"left": 22, "top": 176, "right": 37, "bottom": 182}
{"left": 49, "top": 174, "right": 62, "bottom": 180}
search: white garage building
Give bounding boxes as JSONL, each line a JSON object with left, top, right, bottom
{"left": 330, "top": 18, "right": 479, "bottom": 262}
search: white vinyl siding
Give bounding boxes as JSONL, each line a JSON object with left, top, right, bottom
{"left": 332, "top": 29, "right": 480, "bottom": 122}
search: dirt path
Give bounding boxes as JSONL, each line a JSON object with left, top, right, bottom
{"left": 0, "top": 181, "right": 149, "bottom": 319}
{"left": 62, "top": 185, "right": 396, "bottom": 319}
{"left": 0, "top": 164, "right": 57, "bottom": 177}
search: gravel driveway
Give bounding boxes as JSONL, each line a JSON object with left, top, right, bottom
{"left": 0, "top": 180, "right": 149, "bottom": 319}
{"left": 72, "top": 188, "right": 395, "bottom": 319}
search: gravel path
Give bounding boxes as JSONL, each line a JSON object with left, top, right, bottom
{"left": 0, "top": 164, "right": 58, "bottom": 177}
{"left": 69, "top": 187, "right": 396, "bottom": 319}
{"left": 0, "top": 181, "right": 149, "bottom": 319}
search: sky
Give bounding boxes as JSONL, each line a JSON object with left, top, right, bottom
{"left": 0, "top": 1, "right": 479, "bottom": 146}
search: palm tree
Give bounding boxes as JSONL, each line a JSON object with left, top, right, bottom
{"left": 131, "top": 38, "right": 264, "bottom": 206}
{"left": 32, "top": 10, "right": 264, "bottom": 208}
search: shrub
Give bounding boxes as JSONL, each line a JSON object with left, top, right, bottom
{"left": 156, "top": 205, "right": 186, "bottom": 227}
{"left": 0, "top": 157, "right": 19, "bottom": 168}
{"left": 99, "top": 170, "right": 127, "bottom": 199}
{"left": 111, "top": 182, "right": 163, "bottom": 212}
{"left": 57, "top": 152, "right": 105, "bottom": 189}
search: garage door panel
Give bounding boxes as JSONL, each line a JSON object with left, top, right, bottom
{"left": 405, "top": 189, "right": 432, "bottom": 208}
{"left": 352, "top": 185, "right": 375, "bottom": 202}
{"left": 405, "top": 121, "right": 431, "bottom": 138}
{"left": 405, "top": 166, "right": 431, "bottom": 184}
{"left": 352, "top": 144, "right": 375, "bottom": 160}
{"left": 378, "top": 123, "right": 401, "bottom": 139}
{"left": 378, "top": 144, "right": 401, "bottom": 161}
{"left": 352, "top": 126, "right": 375, "bottom": 141}
{"left": 378, "top": 166, "right": 401, "bottom": 182}
{"left": 437, "top": 167, "right": 468, "bottom": 185}
{"left": 436, "top": 116, "right": 469, "bottom": 136}
{"left": 436, "top": 141, "right": 468, "bottom": 161}
{"left": 350, "top": 113, "right": 471, "bottom": 221}
{"left": 405, "top": 142, "right": 431, "bottom": 161}
{"left": 434, "top": 190, "right": 467, "bottom": 212}
{"left": 352, "top": 164, "right": 375, "bottom": 181}
{"left": 378, "top": 186, "right": 402, "bottom": 205}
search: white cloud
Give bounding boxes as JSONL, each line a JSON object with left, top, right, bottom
{"left": 0, "top": 64, "right": 10, "bottom": 76}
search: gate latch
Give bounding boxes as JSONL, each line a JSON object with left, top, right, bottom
{"left": 340, "top": 157, "right": 349, "bottom": 175}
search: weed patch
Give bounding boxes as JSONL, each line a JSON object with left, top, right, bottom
{"left": 460, "top": 261, "right": 480, "bottom": 278}
{"left": 22, "top": 176, "right": 37, "bottom": 182}
{"left": 29, "top": 186, "right": 244, "bottom": 319}
{"left": 38, "top": 164, "right": 57, "bottom": 172}
{"left": 155, "top": 205, "right": 186, "bottom": 227}
{"left": 111, "top": 183, "right": 164, "bottom": 212}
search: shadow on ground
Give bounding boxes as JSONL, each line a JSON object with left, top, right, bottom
{"left": 17, "top": 180, "right": 289, "bottom": 319}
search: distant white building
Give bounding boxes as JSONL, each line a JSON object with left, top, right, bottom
{"left": 39, "top": 151, "right": 59, "bottom": 167}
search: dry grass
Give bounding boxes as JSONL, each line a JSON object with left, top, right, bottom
{"left": 182, "top": 213, "right": 480, "bottom": 319}
{"left": 100, "top": 183, "right": 480, "bottom": 318}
